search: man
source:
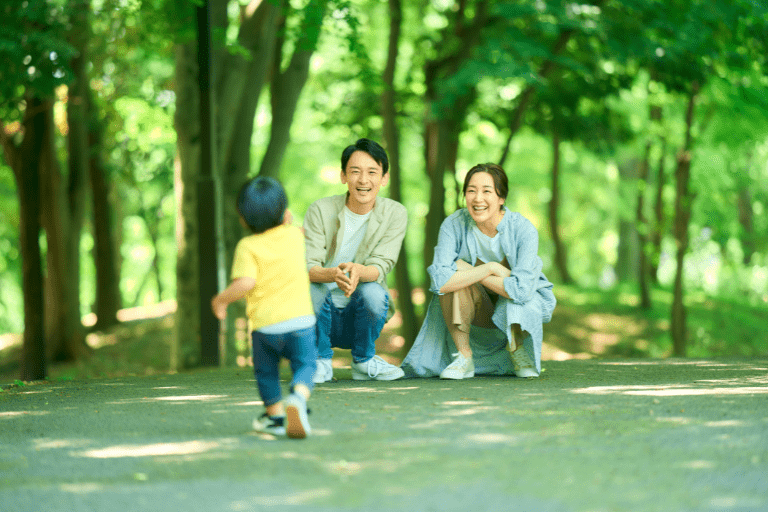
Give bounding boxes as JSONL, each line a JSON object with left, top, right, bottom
{"left": 304, "top": 138, "right": 407, "bottom": 381}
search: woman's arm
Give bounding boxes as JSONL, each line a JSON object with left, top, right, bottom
{"left": 438, "top": 261, "right": 492, "bottom": 294}
{"left": 439, "top": 259, "right": 511, "bottom": 295}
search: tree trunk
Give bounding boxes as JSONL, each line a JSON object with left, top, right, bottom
{"left": 497, "top": 29, "right": 577, "bottom": 167}
{"left": 549, "top": 128, "right": 573, "bottom": 284}
{"left": 174, "top": 0, "right": 289, "bottom": 369}
{"left": 382, "top": 0, "right": 418, "bottom": 349}
{"left": 66, "top": 0, "right": 91, "bottom": 333}
{"left": 88, "top": 89, "right": 122, "bottom": 330}
{"left": 671, "top": 83, "right": 699, "bottom": 357}
{"left": 8, "top": 97, "right": 48, "bottom": 381}
{"left": 40, "top": 100, "right": 87, "bottom": 362}
{"left": 258, "top": 0, "right": 327, "bottom": 178}
{"left": 737, "top": 154, "right": 755, "bottom": 265}
{"left": 173, "top": 42, "right": 203, "bottom": 370}
{"left": 637, "top": 142, "right": 651, "bottom": 310}
{"left": 650, "top": 135, "right": 666, "bottom": 283}
{"left": 616, "top": 158, "right": 639, "bottom": 283}
{"left": 421, "top": 0, "right": 488, "bottom": 292}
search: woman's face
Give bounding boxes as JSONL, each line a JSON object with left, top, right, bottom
{"left": 464, "top": 172, "right": 505, "bottom": 225}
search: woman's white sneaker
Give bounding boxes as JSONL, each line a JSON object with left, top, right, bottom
{"left": 440, "top": 353, "right": 475, "bottom": 379}
{"left": 510, "top": 348, "right": 538, "bottom": 378}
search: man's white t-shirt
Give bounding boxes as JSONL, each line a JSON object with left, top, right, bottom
{"left": 326, "top": 207, "right": 372, "bottom": 308}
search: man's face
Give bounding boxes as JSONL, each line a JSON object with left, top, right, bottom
{"left": 341, "top": 150, "right": 389, "bottom": 214}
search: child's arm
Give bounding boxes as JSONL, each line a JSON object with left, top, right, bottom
{"left": 211, "top": 277, "right": 256, "bottom": 320}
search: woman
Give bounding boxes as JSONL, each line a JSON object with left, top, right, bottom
{"left": 401, "top": 163, "right": 556, "bottom": 379}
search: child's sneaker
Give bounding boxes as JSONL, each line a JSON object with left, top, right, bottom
{"left": 440, "top": 352, "right": 475, "bottom": 379}
{"left": 252, "top": 414, "right": 286, "bottom": 435}
{"left": 284, "top": 393, "right": 311, "bottom": 439}
{"left": 510, "top": 347, "right": 539, "bottom": 378}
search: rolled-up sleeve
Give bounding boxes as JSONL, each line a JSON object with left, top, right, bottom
{"left": 427, "top": 214, "right": 462, "bottom": 294}
{"left": 303, "top": 201, "right": 328, "bottom": 272}
{"left": 364, "top": 202, "right": 408, "bottom": 285}
{"left": 502, "top": 219, "right": 542, "bottom": 303}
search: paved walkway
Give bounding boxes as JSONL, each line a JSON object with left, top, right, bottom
{"left": 2, "top": 358, "right": 767, "bottom": 512}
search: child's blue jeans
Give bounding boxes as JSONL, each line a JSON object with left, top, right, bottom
{"left": 252, "top": 326, "right": 317, "bottom": 407}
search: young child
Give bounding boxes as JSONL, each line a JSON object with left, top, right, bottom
{"left": 211, "top": 176, "right": 317, "bottom": 439}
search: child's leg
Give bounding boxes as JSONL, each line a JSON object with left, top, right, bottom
{"left": 252, "top": 331, "right": 285, "bottom": 417}
{"left": 282, "top": 326, "right": 316, "bottom": 439}
{"left": 284, "top": 326, "right": 317, "bottom": 397}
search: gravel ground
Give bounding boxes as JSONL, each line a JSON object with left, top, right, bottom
{"left": 1, "top": 358, "right": 767, "bottom": 512}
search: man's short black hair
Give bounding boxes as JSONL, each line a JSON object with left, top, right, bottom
{"left": 237, "top": 176, "right": 287, "bottom": 234}
{"left": 341, "top": 138, "right": 389, "bottom": 175}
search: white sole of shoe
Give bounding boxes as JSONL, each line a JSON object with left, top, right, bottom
{"left": 351, "top": 370, "right": 405, "bottom": 381}
{"left": 285, "top": 398, "right": 310, "bottom": 439}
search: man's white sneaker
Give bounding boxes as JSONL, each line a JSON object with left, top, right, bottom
{"left": 440, "top": 353, "right": 475, "bottom": 379}
{"left": 510, "top": 347, "right": 538, "bottom": 378}
{"left": 351, "top": 355, "right": 405, "bottom": 381}
{"left": 313, "top": 358, "right": 333, "bottom": 384}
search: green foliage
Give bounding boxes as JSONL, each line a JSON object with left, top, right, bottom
{"left": 0, "top": 0, "right": 76, "bottom": 122}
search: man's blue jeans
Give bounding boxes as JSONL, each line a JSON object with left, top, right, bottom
{"left": 310, "top": 282, "right": 389, "bottom": 363}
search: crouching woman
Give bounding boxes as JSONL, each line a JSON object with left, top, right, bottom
{"left": 401, "top": 163, "right": 556, "bottom": 379}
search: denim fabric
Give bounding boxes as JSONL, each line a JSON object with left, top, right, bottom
{"left": 252, "top": 326, "right": 317, "bottom": 406}
{"left": 310, "top": 282, "right": 388, "bottom": 363}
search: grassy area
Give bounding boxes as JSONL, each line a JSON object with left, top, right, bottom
{"left": 1, "top": 285, "right": 766, "bottom": 386}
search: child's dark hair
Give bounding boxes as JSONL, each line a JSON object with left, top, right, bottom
{"left": 237, "top": 176, "right": 287, "bottom": 234}
{"left": 341, "top": 138, "right": 389, "bottom": 175}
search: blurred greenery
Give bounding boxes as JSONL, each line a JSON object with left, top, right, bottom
{"left": 0, "top": 0, "right": 767, "bottom": 372}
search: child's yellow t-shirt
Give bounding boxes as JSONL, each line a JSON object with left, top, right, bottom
{"left": 230, "top": 224, "right": 314, "bottom": 331}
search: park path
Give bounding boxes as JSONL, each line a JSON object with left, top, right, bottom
{"left": 2, "top": 358, "right": 767, "bottom": 512}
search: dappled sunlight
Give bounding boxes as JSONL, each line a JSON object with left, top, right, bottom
{"left": 679, "top": 460, "right": 716, "bottom": 470}
{"left": 704, "top": 420, "right": 748, "bottom": 428}
{"left": 59, "top": 482, "right": 104, "bottom": 494}
{"left": 439, "top": 406, "right": 499, "bottom": 417}
{"left": 572, "top": 383, "right": 768, "bottom": 397}
{"left": 107, "top": 394, "right": 229, "bottom": 405}
{"left": 75, "top": 438, "right": 237, "bottom": 458}
{"left": 409, "top": 418, "right": 455, "bottom": 429}
{"left": 0, "top": 410, "right": 50, "bottom": 419}
{"left": 464, "top": 433, "right": 520, "bottom": 444}
{"left": 81, "top": 300, "right": 176, "bottom": 327}
{"left": 230, "top": 488, "right": 332, "bottom": 509}
{"left": 231, "top": 400, "right": 264, "bottom": 407}
{"left": 0, "top": 333, "right": 21, "bottom": 351}
{"left": 35, "top": 438, "right": 92, "bottom": 450}
{"left": 599, "top": 360, "right": 768, "bottom": 370}
{"left": 655, "top": 416, "right": 693, "bottom": 425}
{"left": 153, "top": 394, "right": 228, "bottom": 402}
{"left": 322, "top": 386, "right": 387, "bottom": 394}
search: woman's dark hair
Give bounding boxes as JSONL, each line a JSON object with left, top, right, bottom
{"left": 341, "top": 138, "right": 389, "bottom": 175}
{"left": 462, "top": 163, "right": 509, "bottom": 200}
{"left": 237, "top": 177, "right": 287, "bottom": 234}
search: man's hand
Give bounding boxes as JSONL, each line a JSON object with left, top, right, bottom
{"left": 336, "top": 262, "right": 361, "bottom": 297}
